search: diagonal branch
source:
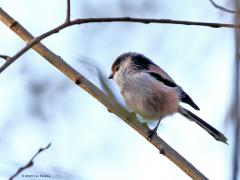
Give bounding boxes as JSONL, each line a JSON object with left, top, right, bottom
{"left": 0, "top": 8, "right": 208, "bottom": 180}
{"left": 209, "top": 0, "right": 239, "bottom": 13}
{"left": 1, "top": 6, "right": 240, "bottom": 73}
{"left": 9, "top": 143, "right": 51, "bottom": 180}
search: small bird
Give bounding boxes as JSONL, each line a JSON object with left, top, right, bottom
{"left": 109, "top": 52, "right": 227, "bottom": 144}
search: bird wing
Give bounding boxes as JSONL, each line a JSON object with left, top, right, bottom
{"left": 146, "top": 65, "right": 200, "bottom": 110}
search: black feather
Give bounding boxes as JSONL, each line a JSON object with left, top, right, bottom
{"left": 148, "top": 72, "right": 177, "bottom": 87}
{"left": 179, "top": 106, "right": 228, "bottom": 144}
{"left": 131, "top": 54, "right": 155, "bottom": 70}
{"left": 180, "top": 91, "right": 200, "bottom": 110}
{"left": 113, "top": 53, "right": 154, "bottom": 71}
{"left": 148, "top": 72, "right": 200, "bottom": 110}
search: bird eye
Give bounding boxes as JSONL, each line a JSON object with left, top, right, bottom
{"left": 115, "top": 66, "right": 119, "bottom": 71}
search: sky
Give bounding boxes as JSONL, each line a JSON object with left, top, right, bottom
{"left": 0, "top": 0, "right": 237, "bottom": 180}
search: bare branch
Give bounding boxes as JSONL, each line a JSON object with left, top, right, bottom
{"left": 1, "top": 6, "right": 240, "bottom": 73}
{"left": 71, "top": 17, "right": 240, "bottom": 28}
{"left": 0, "top": 9, "right": 209, "bottom": 179}
{"left": 65, "top": 0, "right": 71, "bottom": 23}
{"left": 9, "top": 143, "right": 51, "bottom": 180}
{"left": 0, "top": 55, "right": 10, "bottom": 61}
{"left": 209, "top": 0, "right": 239, "bottom": 13}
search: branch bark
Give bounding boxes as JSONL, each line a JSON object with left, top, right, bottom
{"left": 65, "top": 0, "right": 71, "bottom": 23}
{"left": 0, "top": 8, "right": 209, "bottom": 180}
{"left": 0, "top": 55, "right": 10, "bottom": 61}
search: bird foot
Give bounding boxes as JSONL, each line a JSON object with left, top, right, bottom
{"left": 147, "top": 129, "right": 157, "bottom": 140}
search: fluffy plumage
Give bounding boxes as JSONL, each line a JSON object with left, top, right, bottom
{"left": 109, "top": 52, "right": 227, "bottom": 144}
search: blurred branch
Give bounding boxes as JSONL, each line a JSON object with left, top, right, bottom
{"left": 0, "top": 8, "right": 209, "bottom": 180}
{"left": 209, "top": 0, "right": 240, "bottom": 13}
{"left": 9, "top": 143, "right": 51, "bottom": 180}
{"left": 65, "top": 0, "right": 71, "bottom": 23}
{"left": 78, "top": 57, "right": 118, "bottom": 100}
{"left": 1, "top": 7, "right": 240, "bottom": 73}
{"left": 232, "top": 1, "right": 240, "bottom": 179}
{"left": 0, "top": 55, "right": 10, "bottom": 61}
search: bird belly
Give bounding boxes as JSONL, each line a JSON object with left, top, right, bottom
{"left": 122, "top": 80, "right": 180, "bottom": 121}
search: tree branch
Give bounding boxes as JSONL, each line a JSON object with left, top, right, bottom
{"left": 0, "top": 6, "right": 240, "bottom": 73}
{"left": 0, "top": 8, "right": 209, "bottom": 179}
{"left": 209, "top": 0, "right": 239, "bottom": 13}
{"left": 0, "top": 55, "right": 10, "bottom": 61}
{"left": 9, "top": 143, "right": 51, "bottom": 180}
{"left": 65, "top": 0, "right": 71, "bottom": 23}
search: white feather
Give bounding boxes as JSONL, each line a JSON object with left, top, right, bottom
{"left": 114, "top": 69, "right": 180, "bottom": 121}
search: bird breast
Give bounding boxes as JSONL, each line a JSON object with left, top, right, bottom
{"left": 119, "top": 72, "right": 180, "bottom": 120}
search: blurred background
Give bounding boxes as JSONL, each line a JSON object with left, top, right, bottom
{"left": 0, "top": 0, "right": 239, "bottom": 179}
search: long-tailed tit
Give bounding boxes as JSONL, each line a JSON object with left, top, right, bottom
{"left": 109, "top": 52, "right": 227, "bottom": 144}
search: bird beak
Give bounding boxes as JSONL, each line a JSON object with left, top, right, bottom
{"left": 108, "top": 73, "right": 113, "bottom": 79}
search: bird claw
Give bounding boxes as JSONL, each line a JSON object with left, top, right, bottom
{"left": 147, "top": 129, "right": 157, "bottom": 140}
{"left": 147, "top": 119, "right": 161, "bottom": 140}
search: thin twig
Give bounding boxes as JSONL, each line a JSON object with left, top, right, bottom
{"left": 1, "top": 6, "right": 240, "bottom": 73}
{"left": 65, "top": 0, "right": 71, "bottom": 23}
{"left": 0, "top": 8, "right": 208, "bottom": 179}
{"left": 71, "top": 17, "right": 240, "bottom": 28}
{"left": 9, "top": 143, "right": 51, "bottom": 180}
{"left": 209, "top": 0, "right": 239, "bottom": 13}
{"left": 0, "top": 55, "right": 10, "bottom": 61}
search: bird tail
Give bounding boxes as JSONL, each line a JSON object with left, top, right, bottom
{"left": 178, "top": 106, "right": 228, "bottom": 144}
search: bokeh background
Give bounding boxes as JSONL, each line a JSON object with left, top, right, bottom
{"left": 0, "top": 0, "right": 239, "bottom": 179}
